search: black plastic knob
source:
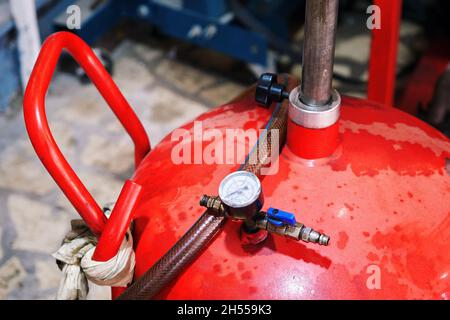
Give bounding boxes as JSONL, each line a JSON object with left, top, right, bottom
{"left": 255, "top": 73, "right": 289, "bottom": 107}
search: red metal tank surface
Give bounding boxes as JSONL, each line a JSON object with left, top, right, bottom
{"left": 23, "top": 32, "right": 449, "bottom": 300}
{"left": 130, "top": 80, "right": 450, "bottom": 300}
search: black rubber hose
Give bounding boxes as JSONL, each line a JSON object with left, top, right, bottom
{"left": 117, "top": 211, "right": 226, "bottom": 300}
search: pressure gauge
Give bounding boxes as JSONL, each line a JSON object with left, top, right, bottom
{"left": 218, "top": 171, "right": 264, "bottom": 220}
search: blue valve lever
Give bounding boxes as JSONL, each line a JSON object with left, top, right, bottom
{"left": 266, "top": 208, "right": 297, "bottom": 226}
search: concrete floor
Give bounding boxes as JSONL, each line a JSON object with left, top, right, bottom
{"left": 0, "top": 37, "right": 246, "bottom": 299}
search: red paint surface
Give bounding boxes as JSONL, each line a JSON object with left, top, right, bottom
{"left": 93, "top": 180, "right": 143, "bottom": 261}
{"left": 367, "top": 0, "right": 402, "bottom": 106}
{"left": 129, "top": 86, "right": 450, "bottom": 299}
{"left": 287, "top": 120, "right": 340, "bottom": 159}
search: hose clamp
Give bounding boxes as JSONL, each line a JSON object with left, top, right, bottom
{"left": 288, "top": 87, "right": 341, "bottom": 129}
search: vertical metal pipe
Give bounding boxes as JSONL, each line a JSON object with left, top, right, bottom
{"left": 300, "top": 0, "right": 339, "bottom": 107}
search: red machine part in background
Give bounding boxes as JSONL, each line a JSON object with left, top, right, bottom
{"left": 367, "top": 0, "right": 402, "bottom": 107}
{"left": 397, "top": 41, "right": 450, "bottom": 115}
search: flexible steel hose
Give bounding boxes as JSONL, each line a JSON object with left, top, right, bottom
{"left": 117, "top": 211, "right": 225, "bottom": 300}
{"left": 240, "top": 76, "right": 289, "bottom": 175}
{"left": 118, "top": 75, "right": 292, "bottom": 300}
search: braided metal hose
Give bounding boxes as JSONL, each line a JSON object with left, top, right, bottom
{"left": 117, "top": 211, "right": 225, "bottom": 300}
{"left": 240, "top": 81, "right": 289, "bottom": 176}
{"left": 118, "top": 75, "right": 293, "bottom": 300}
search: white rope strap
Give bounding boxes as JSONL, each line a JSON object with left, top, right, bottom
{"left": 52, "top": 207, "right": 135, "bottom": 300}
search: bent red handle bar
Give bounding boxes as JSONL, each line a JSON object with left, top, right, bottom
{"left": 24, "top": 32, "right": 150, "bottom": 255}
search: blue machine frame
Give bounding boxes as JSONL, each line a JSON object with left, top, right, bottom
{"left": 1, "top": 0, "right": 298, "bottom": 111}
{"left": 61, "top": 0, "right": 269, "bottom": 65}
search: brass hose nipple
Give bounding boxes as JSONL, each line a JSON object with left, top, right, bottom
{"left": 299, "top": 226, "right": 330, "bottom": 246}
{"left": 199, "top": 195, "right": 227, "bottom": 216}
{"left": 256, "top": 208, "right": 330, "bottom": 246}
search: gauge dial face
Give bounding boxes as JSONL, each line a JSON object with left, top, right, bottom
{"left": 218, "top": 171, "right": 261, "bottom": 208}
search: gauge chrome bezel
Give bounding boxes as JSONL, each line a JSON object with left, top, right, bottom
{"left": 218, "top": 171, "right": 262, "bottom": 209}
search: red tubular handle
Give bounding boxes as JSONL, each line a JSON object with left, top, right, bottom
{"left": 23, "top": 32, "right": 151, "bottom": 239}
{"left": 92, "top": 180, "right": 143, "bottom": 262}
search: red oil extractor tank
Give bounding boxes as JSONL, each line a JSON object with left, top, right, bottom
{"left": 23, "top": 0, "right": 450, "bottom": 300}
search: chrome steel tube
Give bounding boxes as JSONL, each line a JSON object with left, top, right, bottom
{"left": 300, "top": 0, "right": 339, "bottom": 107}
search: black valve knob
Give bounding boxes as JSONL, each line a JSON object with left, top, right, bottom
{"left": 255, "top": 73, "right": 290, "bottom": 108}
